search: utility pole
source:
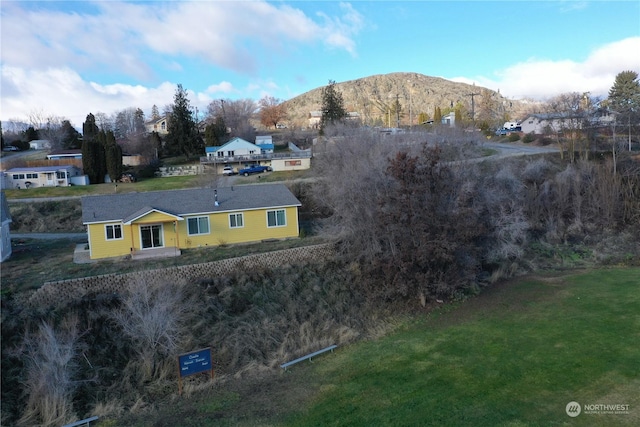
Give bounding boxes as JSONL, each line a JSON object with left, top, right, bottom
{"left": 396, "top": 94, "right": 400, "bottom": 128}
{"left": 407, "top": 80, "right": 412, "bottom": 129}
{"left": 465, "top": 83, "right": 480, "bottom": 125}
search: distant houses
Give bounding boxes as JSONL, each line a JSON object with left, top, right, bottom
{"left": 202, "top": 136, "right": 311, "bottom": 173}
{"left": 3, "top": 165, "right": 87, "bottom": 189}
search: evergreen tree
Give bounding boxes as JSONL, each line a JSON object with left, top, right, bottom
{"left": 455, "top": 109, "right": 462, "bottom": 127}
{"left": 204, "top": 116, "right": 228, "bottom": 146}
{"left": 434, "top": 107, "right": 442, "bottom": 125}
{"left": 151, "top": 104, "right": 161, "bottom": 120}
{"left": 24, "top": 126, "right": 39, "bottom": 142}
{"left": 82, "top": 114, "right": 106, "bottom": 184}
{"left": 134, "top": 108, "right": 146, "bottom": 136}
{"left": 104, "top": 130, "right": 123, "bottom": 182}
{"left": 608, "top": 70, "right": 640, "bottom": 150}
{"left": 320, "top": 80, "right": 347, "bottom": 133}
{"left": 82, "top": 113, "right": 99, "bottom": 141}
{"left": 60, "top": 120, "right": 81, "bottom": 149}
{"left": 164, "top": 84, "right": 202, "bottom": 158}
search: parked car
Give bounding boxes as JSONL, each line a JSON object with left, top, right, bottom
{"left": 2, "top": 146, "right": 19, "bottom": 152}
{"left": 495, "top": 128, "right": 508, "bottom": 136}
{"left": 238, "top": 164, "right": 272, "bottom": 176}
{"left": 222, "top": 165, "right": 237, "bottom": 176}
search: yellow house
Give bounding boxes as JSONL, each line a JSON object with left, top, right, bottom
{"left": 81, "top": 184, "right": 301, "bottom": 260}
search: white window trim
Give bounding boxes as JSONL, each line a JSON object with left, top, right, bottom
{"left": 187, "top": 216, "right": 211, "bottom": 236}
{"left": 229, "top": 212, "right": 244, "bottom": 229}
{"left": 266, "top": 209, "right": 287, "bottom": 228}
{"left": 105, "top": 224, "right": 124, "bottom": 241}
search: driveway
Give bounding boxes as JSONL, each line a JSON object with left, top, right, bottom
{"left": 483, "top": 141, "right": 559, "bottom": 158}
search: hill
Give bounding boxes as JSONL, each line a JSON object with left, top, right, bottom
{"left": 282, "top": 72, "right": 538, "bottom": 128}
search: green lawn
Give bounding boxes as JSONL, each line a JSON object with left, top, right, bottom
{"left": 283, "top": 268, "right": 640, "bottom": 427}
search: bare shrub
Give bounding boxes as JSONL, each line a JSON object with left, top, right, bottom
{"left": 18, "top": 317, "right": 80, "bottom": 427}
{"left": 111, "top": 279, "right": 190, "bottom": 381}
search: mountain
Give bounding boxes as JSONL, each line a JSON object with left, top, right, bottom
{"left": 282, "top": 72, "right": 535, "bottom": 128}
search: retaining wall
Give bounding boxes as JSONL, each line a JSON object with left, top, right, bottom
{"left": 28, "top": 243, "right": 335, "bottom": 309}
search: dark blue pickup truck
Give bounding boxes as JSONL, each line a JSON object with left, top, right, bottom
{"left": 238, "top": 164, "right": 272, "bottom": 176}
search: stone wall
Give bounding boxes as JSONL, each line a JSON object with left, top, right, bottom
{"left": 28, "top": 243, "right": 335, "bottom": 309}
{"left": 155, "top": 164, "right": 203, "bottom": 177}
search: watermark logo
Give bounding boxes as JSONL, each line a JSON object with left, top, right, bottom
{"left": 566, "top": 401, "right": 581, "bottom": 417}
{"left": 566, "top": 401, "right": 630, "bottom": 417}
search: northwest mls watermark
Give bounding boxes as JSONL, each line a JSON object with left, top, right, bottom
{"left": 566, "top": 401, "right": 631, "bottom": 417}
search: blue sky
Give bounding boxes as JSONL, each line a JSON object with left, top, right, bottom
{"left": 1, "top": 1, "right": 639, "bottom": 128}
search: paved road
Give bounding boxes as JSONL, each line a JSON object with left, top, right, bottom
{"left": 483, "top": 141, "right": 559, "bottom": 157}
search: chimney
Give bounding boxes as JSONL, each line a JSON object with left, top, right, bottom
{"left": 214, "top": 189, "right": 219, "bottom": 207}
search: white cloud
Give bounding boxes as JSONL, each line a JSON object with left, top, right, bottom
{"left": 0, "top": 1, "right": 363, "bottom": 125}
{"left": 0, "top": 66, "right": 179, "bottom": 127}
{"left": 458, "top": 37, "right": 640, "bottom": 101}
{"left": 204, "top": 82, "right": 235, "bottom": 95}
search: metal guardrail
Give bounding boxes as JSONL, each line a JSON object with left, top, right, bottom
{"left": 62, "top": 416, "right": 99, "bottom": 427}
{"left": 280, "top": 345, "right": 337, "bottom": 370}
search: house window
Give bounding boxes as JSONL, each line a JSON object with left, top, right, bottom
{"left": 26, "top": 173, "right": 38, "bottom": 179}
{"left": 229, "top": 213, "right": 244, "bottom": 228}
{"left": 161, "top": 121, "right": 166, "bottom": 131}
{"left": 227, "top": 150, "right": 235, "bottom": 157}
{"left": 105, "top": 224, "right": 123, "bottom": 240}
{"left": 12, "top": 174, "right": 25, "bottom": 179}
{"left": 217, "top": 151, "right": 224, "bottom": 157}
{"left": 56, "top": 171, "right": 67, "bottom": 179}
{"left": 187, "top": 216, "right": 210, "bottom": 235}
{"left": 267, "top": 209, "right": 286, "bottom": 227}
{"left": 285, "top": 160, "right": 301, "bottom": 166}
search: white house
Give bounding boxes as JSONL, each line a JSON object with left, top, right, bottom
{"left": 205, "top": 137, "right": 271, "bottom": 161}
{"left": 0, "top": 192, "right": 11, "bottom": 262}
{"left": 145, "top": 116, "right": 169, "bottom": 135}
{"left": 4, "top": 165, "right": 86, "bottom": 189}
{"left": 29, "top": 139, "right": 51, "bottom": 150}
{"left": 442, "top": 112, "right": 456, "bottom": 127}
{"left": 520, "top": 113, "right": 585, "bottom": 135}
{"left": 255, "top": 135, "right": 274, "bottom": 153}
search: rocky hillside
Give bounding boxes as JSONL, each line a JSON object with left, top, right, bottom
{"left": 282, "top": 72, "right": 538, "bottom": 128}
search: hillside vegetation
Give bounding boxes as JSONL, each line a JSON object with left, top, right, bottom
{"left": 282, "top": 72, "right": 538, "bottom": 128}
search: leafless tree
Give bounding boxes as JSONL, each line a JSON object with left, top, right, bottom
{"left": 111, "top": 279, "right": 190, "bottom": 380}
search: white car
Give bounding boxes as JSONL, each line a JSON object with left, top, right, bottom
{"left": 222, "top": 166, "right": 236, "bottom": 176}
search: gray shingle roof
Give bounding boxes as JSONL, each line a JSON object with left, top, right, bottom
{"left": 81, "top": 184, "right": 301, "bottom": 224}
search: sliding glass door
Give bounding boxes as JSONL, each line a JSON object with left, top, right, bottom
{"left": 140, "top": 224, "right": 163, "bottom": 249}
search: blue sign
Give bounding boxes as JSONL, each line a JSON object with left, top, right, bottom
{"left": 178, "top": 348, "right": 212, "bottom": 378}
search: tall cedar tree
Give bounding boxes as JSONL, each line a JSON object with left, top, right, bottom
{"left": 165, "top": 84, "right": 203, "bottom": 158}
{"left": 259, "top": 96, "right": 287, "bottom": 129}
{"left": 320, "top": 80, "right": 347, "bottom": 133}
{"left": 82, "top": 113, "right": 106, "bottom": 184}
{"left": 104, "top": 130, "right": 123, "bottom": 182}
